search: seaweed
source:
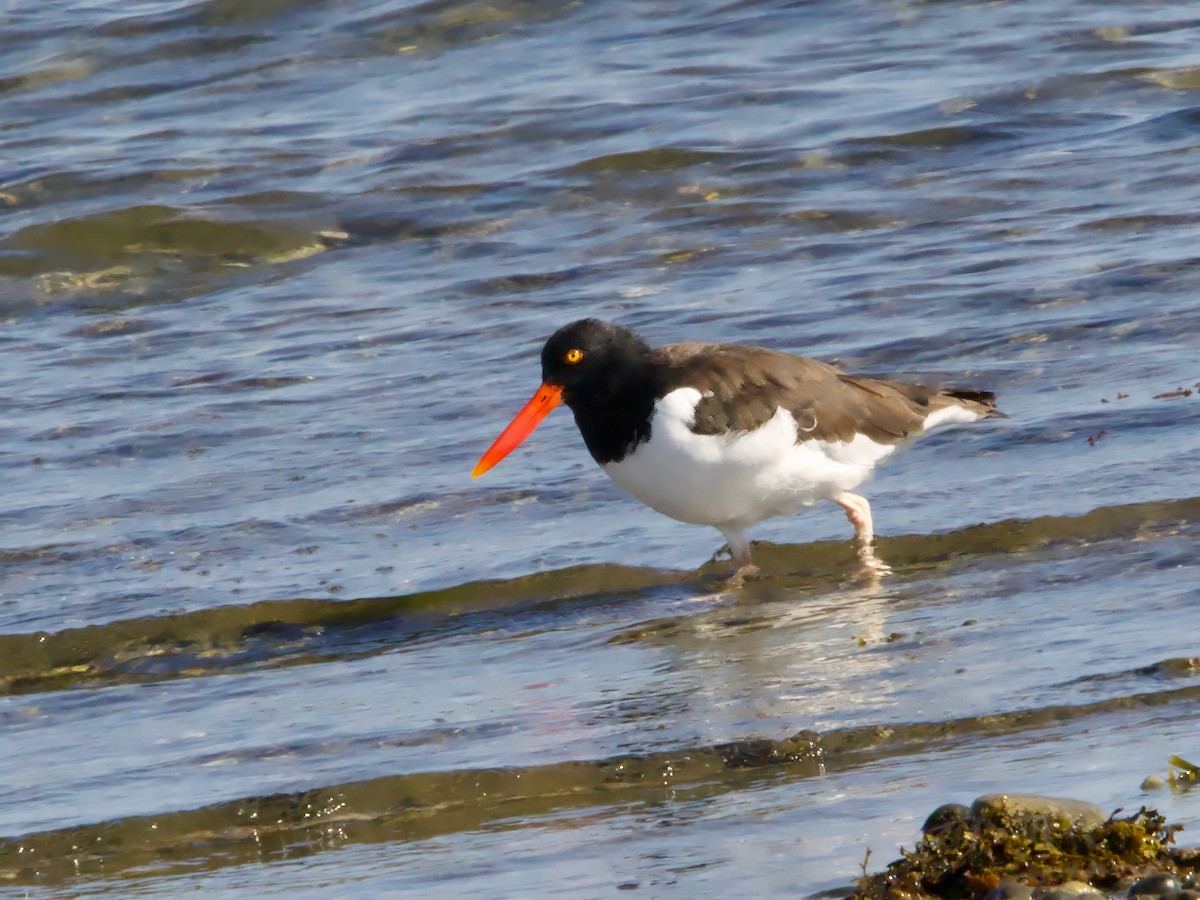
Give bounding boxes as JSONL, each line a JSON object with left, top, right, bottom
{"left": 1170, "top": 756, "right": 1199, "bottom": 788}
{"left": 854, "top": 804, "right": 1199, "bottom": 898}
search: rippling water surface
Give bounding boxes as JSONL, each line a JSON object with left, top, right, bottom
{"left": 2, "top": 0, "right": 1199, "bottom": 894}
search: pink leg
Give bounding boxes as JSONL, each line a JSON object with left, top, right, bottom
{"left": 715, "top": 529, "right": 761, "bottom": 587}
{"left": 834, "top": 492, "right": 874, "bottom": 547}
{"left": 720, "top": 529, "right": 753, "bottom": 569}
{"left": 833, "top": 492, "right": 890, "bottom": 573}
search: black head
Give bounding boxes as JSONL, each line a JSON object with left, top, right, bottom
{"left": 472, "top": 319, "right": 659, "bottom": 477}
{"left": 540, "top": 319, "right": 654, "bottom": 408}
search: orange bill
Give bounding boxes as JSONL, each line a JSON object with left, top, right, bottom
{"left": 471, "top": 383, "right": 563, "bottom": 478}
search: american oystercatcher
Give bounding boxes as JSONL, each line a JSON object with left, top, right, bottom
{"left": 472, "top": 319, "right": 1002, "bottom": 571}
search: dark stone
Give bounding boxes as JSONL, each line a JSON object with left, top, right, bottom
{"left": 922, "top": 803, "right": 971, "bottom": 836}
{"left": 1129, "top": 873, "right": 1180, "bottom": 895}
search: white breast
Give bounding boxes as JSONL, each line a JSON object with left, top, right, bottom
{"left": 600, "top": 388, "right": 895, "bottom": 531}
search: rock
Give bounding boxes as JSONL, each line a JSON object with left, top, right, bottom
{"left": 971, "top": 793, "right": 1107, "bottom": 829}
{"left": 1129, "top": 872, "right": 1180, "bottom": 895}
{"left": 922, "top": 803, "right": 971, "bottom": 836}
{"left": 985, "top": 882, "right": 1034, "bottom": 900}
{"left": 1032, "top": 887, "right": 1102, "bottom": 900}
{"left": 1141, "top": 774, "right": 1166, "bottom": 791}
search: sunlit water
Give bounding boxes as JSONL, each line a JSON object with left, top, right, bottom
{"left": 2, "top": 0, "right": 1199, "bottom": 894}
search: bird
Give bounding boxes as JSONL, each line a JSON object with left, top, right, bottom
{"left": 471, "top": 319, "right": 1002, "bottom": 573}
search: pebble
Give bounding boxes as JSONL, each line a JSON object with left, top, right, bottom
{"left": 984, "top": 874, "right": 1199, "bottom": 900}
{"left": 1128, "top": 873, "right": 1179, "bottom": 895}
{"left": 1032, "top": 885, "right": 1103, "bottom": 900}
{"left": 1141, "top": 774, "right": 1166, "bottom": 791}
{"left": 985, "top": 882, "right": 1033, "bottom": 900}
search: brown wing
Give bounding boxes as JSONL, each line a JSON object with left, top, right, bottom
{"left": 653, "top": 342, "right": 996, "bottom": 445}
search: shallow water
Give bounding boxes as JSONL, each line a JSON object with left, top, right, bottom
{"left": 2, "top": 0, "right": 1199, "bottom": 894}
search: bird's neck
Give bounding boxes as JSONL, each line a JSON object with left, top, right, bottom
{"left": 568, "top": 364, "right": 664, "bottom": 466}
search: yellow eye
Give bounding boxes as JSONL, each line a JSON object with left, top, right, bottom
{"left": 564, "top": 348, "right": 584, "bottom": 365}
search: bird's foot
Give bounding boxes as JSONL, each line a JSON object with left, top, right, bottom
{"left": 856, "top": 544, "right": 892, "bottom": 576}
{"left": 712, "top": 534, "right": 754, "bottom": 569}
{"left": 718, "top": 563, "right": 761, "bottom": 591}
{"left": 709, "top": 543, "right": 733, "bottom": 565}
